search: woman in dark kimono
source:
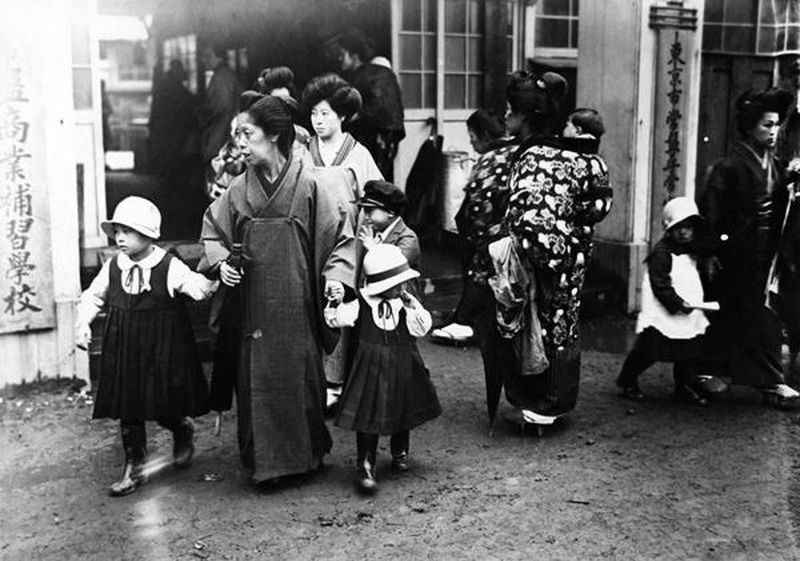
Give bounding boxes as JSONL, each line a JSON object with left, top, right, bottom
{"left": 490, "top": 71, "right": 612, "bottom": 430}
{"left": 201, "top": 95, "right": 356, "bottom": 483}
{"left": 701, "top": 87, "right": 800, "bottom": 409}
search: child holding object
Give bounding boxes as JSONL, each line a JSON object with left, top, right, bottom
{"left": 76, "top": 196, "right": 217, "bottom": 496}
{"left": 616, "top": 197, "right": 718, "bottom": 406}
{"left": 332, "top": 244, "right": 441, "bottom": 494}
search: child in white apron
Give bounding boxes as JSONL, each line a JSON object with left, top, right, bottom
{"left": 616, "top": 197, "right": 714, "bottom": 405}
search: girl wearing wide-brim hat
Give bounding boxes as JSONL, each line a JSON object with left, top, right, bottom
{"left": 332, "top": 244, "right": 441, "bottom": 494}
{"left": 76, "top": 196, "right": 217, "bottom": 496}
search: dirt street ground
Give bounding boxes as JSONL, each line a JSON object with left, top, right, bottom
{"left": 3, "top": 316, "right": 800, "bottom": 561}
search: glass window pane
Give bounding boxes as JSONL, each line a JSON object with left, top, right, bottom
{"left": 445, "top": 74, "right": 466, "bottom": 108}
{"left": 540, "top": 0, "right": 570, "bottom": 16}
{"left": 507, "top": 37, "right": 514, "bottom": 72}
{"left": 725, "top": 0, "right": 756, "bottom": 24}
{"left": 71, "top": 22, "right": 91, "bottom": 65}
{"left": 72, "top": 68, "right": 93, "bottom": 109}
{"left": 570, "top": 20, "right": 579, "bottom": 48}
{"left": 758, "top": 26, "right": 778, "bottom": 52}
{"left": 572, "top": 0, "right": 579, "bottom": 16}
{"left": 401, "top": 35, "right": 422, "bottom": 70}
{"left": 789, "top": 25, "right": 800, "bottom": 51}
{"left": 402, "top": 0, "right": 421, "bottom": 31}
{"left": 535, "top": 18, "right": 570, "bottom": 48}
{"left": 469, "top": 75, "right": 483, "bottom": 108}
{"left": 423, "top": 35, "right": 436, "bottom": 71}
{"left": 423, "top": 73, "right": 436, "bottom": 108}
{"left": 445, "top": 36, "right": 466, "bottom": 71}
{"left": 702, "top": 23, "right": 723, "bottom": 50}
{"left": 468, "top": 37, "right": 483, "bottom": 72}
{"left": 446, "top": 0, "right": 467, "bottom": 33}
{"left": 469, "top": 0, "right": 484, "bottom": 33}
{"left": 706, "top": 0, "right": 724, "bottom": 21}
{"left": 423, "top": 0, "right": 437, "bottom": 31}
{"left": 723, "top": 25, "right": 755, "bottom": 52}
{"left": 400, "top": 73, "right": 422, "bottom": 108}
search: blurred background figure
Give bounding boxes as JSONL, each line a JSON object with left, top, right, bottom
{"left": 198, "top": 44, "right": 242, "bottom": 184}
{"left": 148, "top": 60, "right": 198, "bottom": 180}
{"left": 328, "top": 28, "right": 405, "bottom": 182}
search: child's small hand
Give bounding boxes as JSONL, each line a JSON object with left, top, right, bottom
{"left": 358, "top": 224, "right": 377, "bottom": 250}
{"left": 325, "top": 279, "right": 345, "bottom": 304}
{"left": 399, "top": 289, "right": 415, "bottom": 307}
{"left": 219, "top": 261, "right": 243, "bottom": 287}
{"left": 75, "top": 324, "right": 92, "bottom": 350}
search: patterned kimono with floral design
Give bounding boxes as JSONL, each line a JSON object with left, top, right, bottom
{"left": 502, "top": 137, "right": 611, "bottom": 416}
{"left": 457, "top": 139, "right": 520, "bottom": 286}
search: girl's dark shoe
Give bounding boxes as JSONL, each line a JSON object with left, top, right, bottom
{"left": 391, "top": 452, "right": 410, "bottom": 472}
{"left": 173, "top": 418, "right": 195, "bottom": 469}
{"left": 356, "top": 459, "right": 378, "bottom": 494}
{"left": 109, "top": 460, "right": 147, "bottom": 497}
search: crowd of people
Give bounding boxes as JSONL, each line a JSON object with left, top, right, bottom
{"left": 77, "top": 29, "right": 800, "bottom": 500}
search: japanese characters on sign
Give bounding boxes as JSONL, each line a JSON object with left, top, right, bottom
{"left": 0, "top": 52, "right": 55, "bottom": 333}
{"left": 663, "top": 31, "right": 686, "bottom": 195}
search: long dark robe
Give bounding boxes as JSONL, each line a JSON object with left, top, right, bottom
{"left": 201, "top": 156, "right": 355, "bottom": 482}
{"left": 701, "top": 140, "right": 789, "bottom": 387}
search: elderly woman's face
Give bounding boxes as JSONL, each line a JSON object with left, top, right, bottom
{"left": 235, "top": 112, "right": 276, "bottom": 167}
{"left": 311, "top": 100, "right": 344, "bottom": 140}
{"left": 749, "top": 111, "right": 781, "bottom": 150}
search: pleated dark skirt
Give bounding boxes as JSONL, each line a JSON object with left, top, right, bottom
{"left": 335, "top": 341, "right": 441, "bottom": 435}
{"left": 93, "top": 306, "right": 210, "bottom": 421}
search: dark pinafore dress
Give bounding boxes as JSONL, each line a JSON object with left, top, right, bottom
{"left": 335, "top": 296, "right": 441, "bottom": 435}
{"left": 92, "top": 253, "right": 210, "bottom": 421}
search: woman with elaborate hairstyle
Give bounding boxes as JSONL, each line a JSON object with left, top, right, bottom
{"left": 478, "top": 71, "right": 612, "bottom": 432}
{"left": 200, "top": 94, "right": 356, "bottom": 484}
{"left": 701, "top": 87, "right": 800, "bottom": 409}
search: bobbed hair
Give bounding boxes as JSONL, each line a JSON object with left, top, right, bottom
{"left": 243, "top": 95, "right": 296, "bottom": 158}
{"left": 301, "top": 73, "right": 362, "bottom": 121}
{"left": 466, "top": 109, "right": 506, "bottom": 141}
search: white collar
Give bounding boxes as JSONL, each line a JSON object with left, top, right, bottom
{"left": 361, "top": 291, "right": 403, "bottom": 331}
{"left": 375, "top": 217, "right": 400, "bottom": 242}
{"left": 117, "top": 245, "right": 166, "bottom": 271}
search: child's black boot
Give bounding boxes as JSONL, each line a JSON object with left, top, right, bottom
{"left": 356, "top": 433, "right": 378, "bottom": 494}
{"left": 390, "top": 431, "right": 410, "bottom": 472}
{"left": 110, "top": 423, "right": 147, "bottom": 497}
{"left": 172, "top": 417, "right": 195, "bottom": 469}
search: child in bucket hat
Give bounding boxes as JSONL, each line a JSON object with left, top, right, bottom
{"left": 616, "top": 197, "right": 726, "bottom": 406}
{"left": 331, "top": 244, "right": 441, "bottom": 494}
{"left": 76, "top": 196, "right": 217, "bottom": 497}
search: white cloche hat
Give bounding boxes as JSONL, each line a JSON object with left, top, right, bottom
{"left": 101, "top": 196, "right": 161, "bottom": 240}
{"left": 662, "top": 196, "right": 702, "bottom": 231}
{"left": 361, "top": 244, "right": 420, "bottom": 297}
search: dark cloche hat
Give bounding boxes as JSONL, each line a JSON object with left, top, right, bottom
{"left": 358, "top": 180, "right": 407, "bottom": 215}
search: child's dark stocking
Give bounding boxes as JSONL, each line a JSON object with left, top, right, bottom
{"left": 390, "top": 430, "right": 410, "bottom": 471}
{"left": 356, "top": 432, "right": 379, "bottom": 493}
{"left": 110, "top": 421, "right": 148, "bottom": 497}
{"left": 157, "top": 416, "right": 195, "bottom": 468}
{"left": 616, "top": 345, "right": 654, "bottom": 399}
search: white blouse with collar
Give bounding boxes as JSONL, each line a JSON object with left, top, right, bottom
{"left": 76, "top": 246, "right": 217, "bottom": 329}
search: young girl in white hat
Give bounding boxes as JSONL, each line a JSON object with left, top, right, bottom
{"left": 332, "top": 244, "right": 441, "bottom": 494}
{"left": 616, "top": 197, "right": 719, "bottom": 405}
{"left": 76, "top": 196, "right": 217, "bottom": 496}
